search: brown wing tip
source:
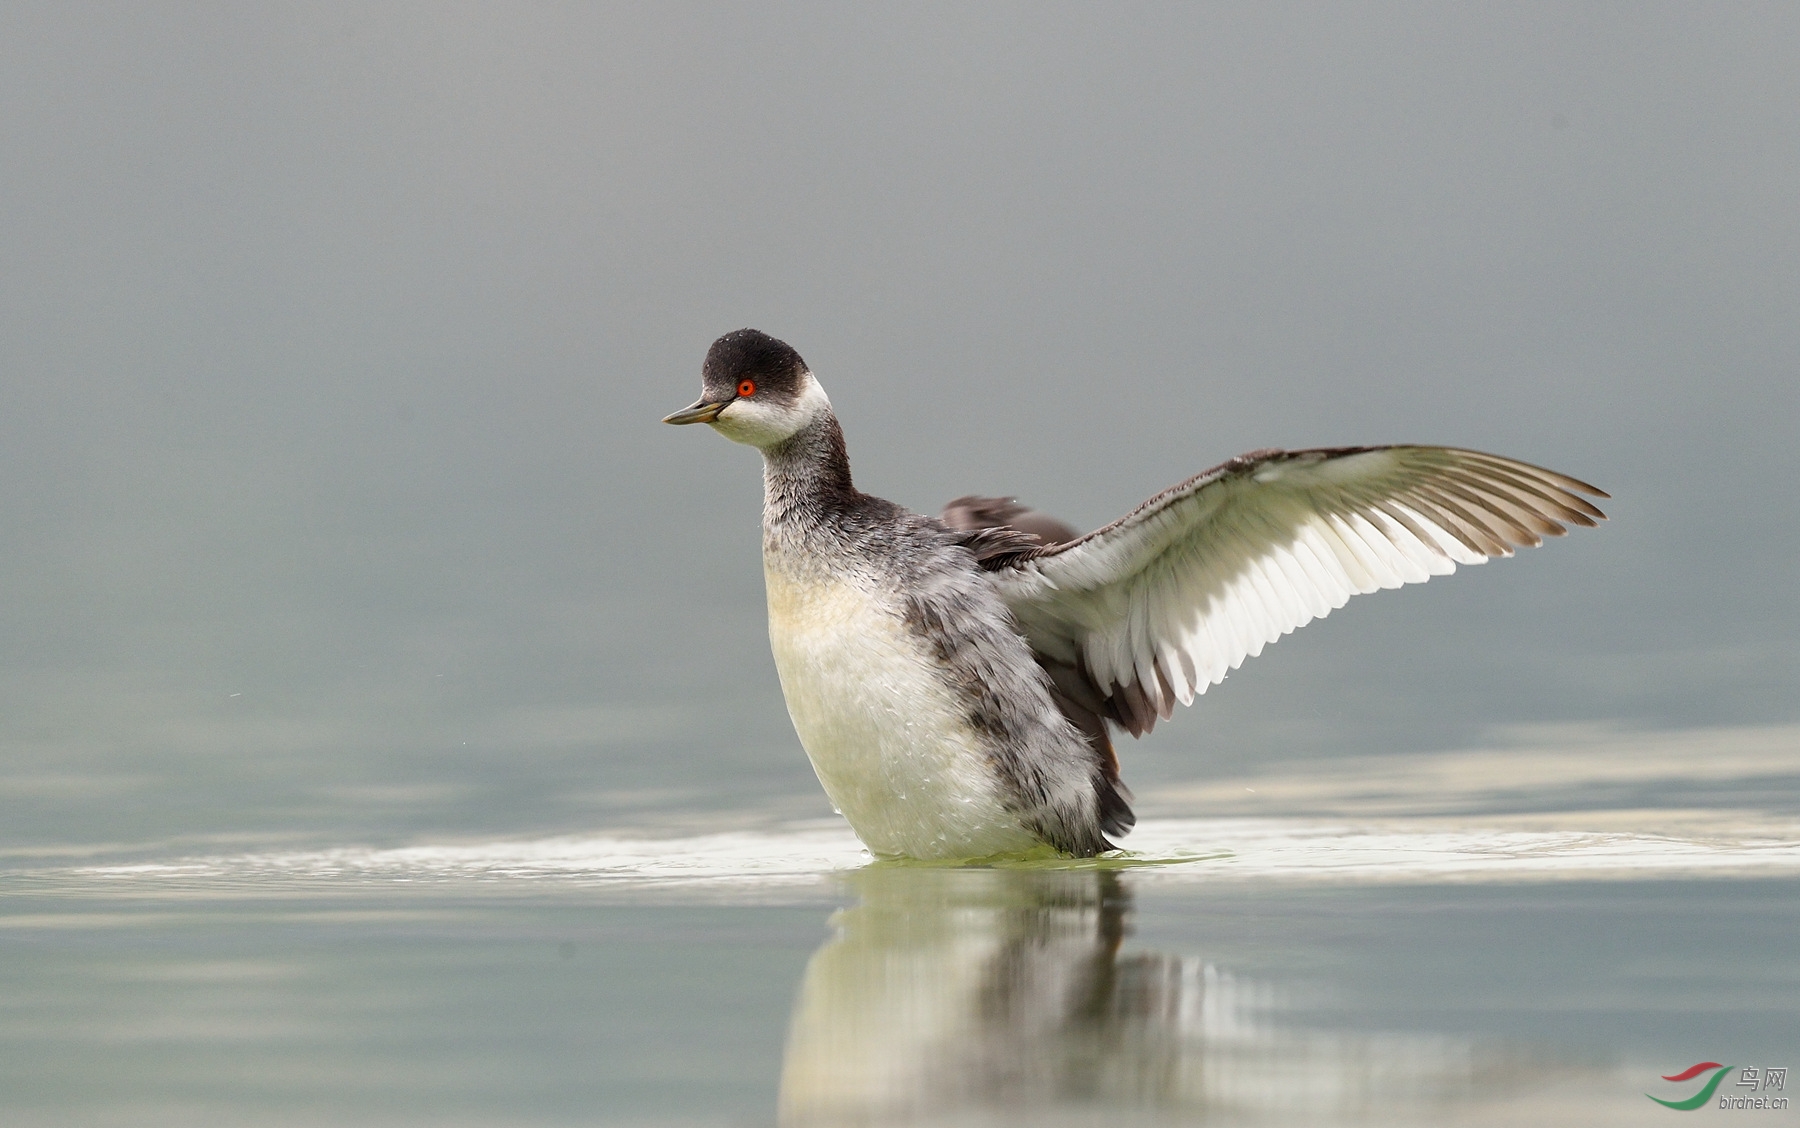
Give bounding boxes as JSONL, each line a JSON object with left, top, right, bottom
{"left": 1460, "top": 449, "right": 1610, "bottom": 501}
{"left": 1571, "top": 480, "right": 1611, "bottom": 500}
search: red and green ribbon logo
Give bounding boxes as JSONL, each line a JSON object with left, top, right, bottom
{"left": 1648, "top": 1062, "right": 1731, "bottom": 1110}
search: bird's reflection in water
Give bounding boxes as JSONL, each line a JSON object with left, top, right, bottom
{"left": 779, "top": 867, "right": 1589, "bottom": 1126}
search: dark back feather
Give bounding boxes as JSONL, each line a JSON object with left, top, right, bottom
{"left": 941, "top": 496, "right": 1132, "bottom": 837}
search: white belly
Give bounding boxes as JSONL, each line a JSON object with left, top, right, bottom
{"left": 764, "top": 562, "right": 1039, "bottom": 860}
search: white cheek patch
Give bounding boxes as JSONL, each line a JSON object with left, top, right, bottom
{"left": 710, "top": 397, "right": 791, "bottom": 446}
{"left": 709, "top": 371, "right": 833, "bottom": 448}
{"left": 791, "top": 371, "right": 831, "bottom": 417}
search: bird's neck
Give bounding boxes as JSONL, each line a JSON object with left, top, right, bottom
{"left": 761, "top": 413, "right": 856, "bottom": 532}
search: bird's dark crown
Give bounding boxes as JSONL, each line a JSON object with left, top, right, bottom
{"left": 702, "top": 328, "right": 810, "bottom": 404}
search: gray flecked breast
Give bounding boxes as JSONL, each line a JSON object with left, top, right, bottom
{"left": 762, "top": 511, "right": 1108, "bottom": 858}
{"left": 762, "top": 538, "right": 1042, "bottom": 860}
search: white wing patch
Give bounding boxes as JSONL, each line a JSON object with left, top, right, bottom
{"left": 993, "top": 447, "right": 1607, "bottom": 736}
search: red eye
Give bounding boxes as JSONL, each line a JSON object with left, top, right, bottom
{"left": 737, "top": 379, "right": 756, "bottom": 397}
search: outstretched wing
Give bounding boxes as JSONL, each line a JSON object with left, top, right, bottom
{"left": 985, "top": 446, "right": 1607, "bottom": 737}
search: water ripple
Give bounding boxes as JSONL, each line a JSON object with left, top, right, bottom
{"left": 44, "top": 816, "right": 1800, "bottom": 894}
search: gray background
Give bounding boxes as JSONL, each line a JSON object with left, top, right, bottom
{"left": 2, "top": 3, "right": 1795, "bottom": 853}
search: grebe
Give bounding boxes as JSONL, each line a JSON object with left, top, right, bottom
{"left": 665, "top": 329, "right": 1606, "bottom": 859}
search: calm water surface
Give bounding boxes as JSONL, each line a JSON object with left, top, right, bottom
{"left": 5, "top": 806, "right": 1798, "bottom": 1127}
